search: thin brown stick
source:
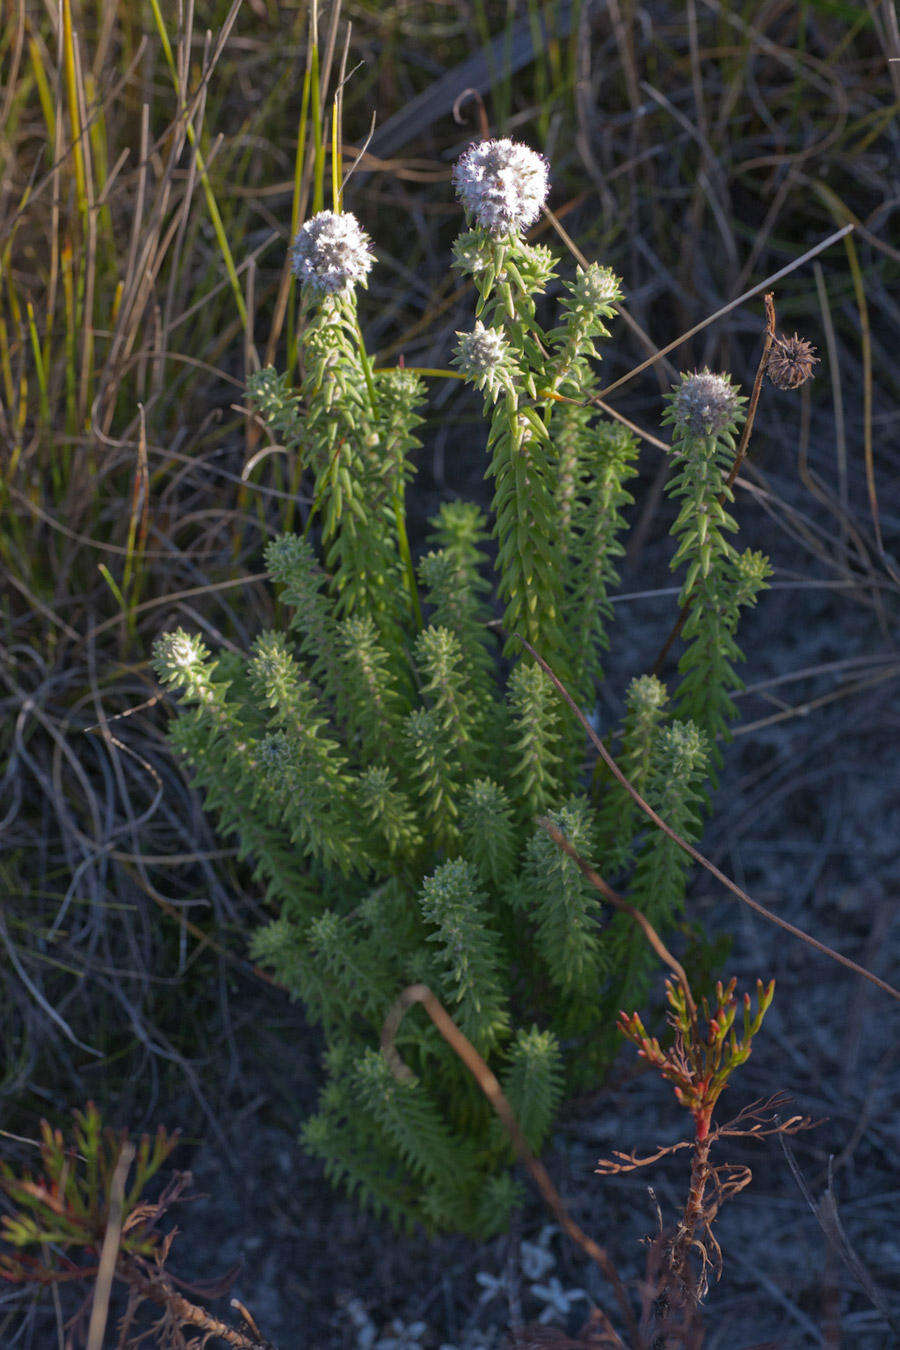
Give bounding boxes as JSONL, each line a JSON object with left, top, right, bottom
{"left": 650, "top": 293, "right": 777, "bottom": 676}
{"left": 381, "top": 984, "right": 638, "bottom": 1349}
{"left": 536, "top": 818, "right": 697, "bottom": 1024}
{"left": 515, "top": 635, "right": 900, "bottom": 1004}
{"left": 591, "top": 224, "right": 854, "bottom": 403}
{"left": 86, "top": 1142, "right": 134, "bottom": 1350}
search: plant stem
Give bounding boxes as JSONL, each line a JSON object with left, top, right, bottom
{"left": 650, "top": 293, "right": 776, "bottom": 676}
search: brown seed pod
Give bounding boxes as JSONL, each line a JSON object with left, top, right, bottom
{"left": 767, "top": 332, "right": 820, "bottom": 390}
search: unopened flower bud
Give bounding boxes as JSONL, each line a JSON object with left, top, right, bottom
{"left": 570, "top": 263, "right": 622, "bottom": 311}
{"left": 290, "top": 210, "right": 375, "bottom": 294}
{"left": 452, "top": 138, "right": 549, "bottom": 236}
{"left": 767, "top": 332, "right": 819, "bottom": 390}
{"left": 627, "top": 674, "right": 667, "bottom": 714}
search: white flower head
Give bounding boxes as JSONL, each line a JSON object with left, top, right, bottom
{"left": 452, "top": 138, "right": 549, "bottom": 236}
{"left": 453, "top": 320, "right": 517, "bottom": 399}
{"left": 152, "top": 630, "right": 212, "bottom": 698}
{"left": 290, "top": 210, "right": 375, "bottom": 294}
{"left": 668, "top": 369, "right": 744, "bottom": 437}
{"left": 154, "top": 630, "right": 205, "bottom": 672}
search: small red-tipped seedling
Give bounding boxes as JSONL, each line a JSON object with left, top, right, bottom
{"left": 618, "top": 975, "right": 775, "bottom": 1140}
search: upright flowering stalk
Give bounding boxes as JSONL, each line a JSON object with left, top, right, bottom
{"left": 452, "top": 140, "right": 639, "bottom": 721}
{"left": 453, "top": 139, "right": 568, "bottom": 692}
{"left": 662, "top": 371, "right": 771, "bottom": 776}
{"left": 274, "top": 211, "right": 419, "bottom": 659}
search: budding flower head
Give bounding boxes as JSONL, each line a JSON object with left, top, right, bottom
{"left": 668, "top": 369, "right": 744, "bottom": 438}
{"left": 152, "top": 630, "right": 208, "bottom": 681}
{"left": 656, "top": 720, "right": 707, "bottom": 777}
{"left": 767, "top": 332, "right": 819, "bottom": 390}
{"left": 290, "top": 210, "right": 375, "bottom": 294}
{"left": 452, "top": 138, "right": 549, "bottom": 236}
{"left": 627, "top": 674, "right": 668, "bottom": 714}
{"left": 570, "top": 263, "right": 622, "bottom": 311}
{"left": 452, "top": 320, "right": 517, "bottom": 399}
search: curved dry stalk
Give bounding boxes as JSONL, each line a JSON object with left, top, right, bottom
{"left": 380, "top": 983, "right": 639, "bottom": 1348}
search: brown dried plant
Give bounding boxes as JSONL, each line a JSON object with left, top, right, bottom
{"left": 605, "top": 981, "right": 814, "bottom": 1344}
{"left": 0, "top": 1104, "right": 275, "bottom": 1350}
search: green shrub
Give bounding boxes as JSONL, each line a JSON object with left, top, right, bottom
{"left": 153, "top": 140, "right": 768, "bottom": 1235}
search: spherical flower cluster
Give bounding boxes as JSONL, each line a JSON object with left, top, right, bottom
{"left": 452, "top": 138, "right": 549, "bottom": 236}
{"left": 668, "top": 369, "right": 744, "bottom": 437}
{"left": 767, "top": 332, "right": 819, "bottom": 390}
{"left": 452, "top": 321, "right": 517, "bottom": 399}
{"left": 290, "top": 210, "right": 375, "bottom": 294}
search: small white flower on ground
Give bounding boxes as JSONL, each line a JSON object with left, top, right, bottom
{"left": 440, "top": 1334, "right": 497, "bottom": 1350}
{"left": 344, "top": 1297, "right": 377, "bottom": 1350}
{"left": 474, "top": 1269, "right": 507, "bottom": 1304}
{"left": 375, "top": 1319, "right": 428, "bottom": 1350}
{"left": 290, "top": 210, "right": 375, "bottom": 294}
{"left": 520, "top": 1237, "right": 556, "bottom": 1281}
{"left": 530, "top": 1275, "right": 591, "bottom": 1324}
{"left": 452, "top": 138, "right": 549, "bottom": 235}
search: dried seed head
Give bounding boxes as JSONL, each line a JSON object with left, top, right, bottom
{"left": 452, "top": 320, "right": 517, "bottom": 398}
{"left": 767, "top": 332, "right": 819, "bottom": 390}
{"left": 452, "top": 138, "right": 549, "bottom": 236}
{"left": 669, "top": 369, "right": 744, "bottom": 437}
{"left": 290, "top": 210, "right": 375, "bottom": 294}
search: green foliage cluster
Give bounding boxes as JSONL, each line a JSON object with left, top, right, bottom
{"left": 0, "top": 1104, "right": 178, "bottom": 1280}
{"left": 153, "top": 192, "right": 769, "bottom": 1234}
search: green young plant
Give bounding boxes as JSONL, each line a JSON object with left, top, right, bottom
{"left": 154, "top": 138, "right": 774, "bottom": 1235}
{"left": 0, "top": 1103, "right": 177, "bottom": 1280}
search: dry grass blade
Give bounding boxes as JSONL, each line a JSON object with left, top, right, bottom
{"left": 86, "top": 1140, "right": 134, "bottom": 1350}
{"left": 778, "top": 1142, "right": 900, "bottom": 1338}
